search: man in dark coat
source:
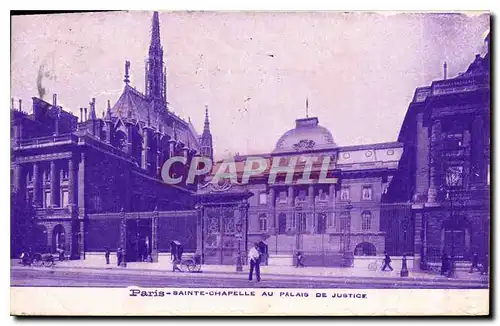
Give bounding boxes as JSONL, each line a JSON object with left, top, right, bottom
{"left": 481, "top": 254, "right": 489, "bottom": 275}
{"left": 381, "top": 252, "right": 393, "bottom": 271}
{"left": 105, "top": 248, "right": 110, "bottom": 265}
{"left": 117, "top": 247, "right": 122, "bottom": 266}
{"left": 296, "top": 251, "right": 305, "bottom": 268}
{"left": 469, "top": 252, "right": 480, "bottom": 273}
{"left": 440, "top": 253, "right": 449, "bottom": 275}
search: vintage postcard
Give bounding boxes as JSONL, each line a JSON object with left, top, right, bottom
{"left": 10, "top": 10, "right": 490, "bottom": 316}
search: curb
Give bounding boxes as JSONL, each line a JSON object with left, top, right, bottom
{"left": 12, "top": 264, "right": 489, "bottom": 285}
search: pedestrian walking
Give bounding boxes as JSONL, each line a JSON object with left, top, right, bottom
{"left": 117, "top": 247, "right": 122, "bottom": 266}
{"left": 381, "top": 252, "right": 393, "bottom": 271}
{"left": 248, "top": 243, "right": 261, "bottom": 282}
{"left": 105, "top": 247, "right": 110, "bottom": 265}
{"left": 295, "top": 251, "right": 305, "bottom": 268}
{"left": 469, "top": 252, "right": 480, "bottom": 273}
{"left": 481, "top": 254, "right": 489, "bottom": 275}
{"left": 440, "top": 253, "right": 449, "bottom": 276}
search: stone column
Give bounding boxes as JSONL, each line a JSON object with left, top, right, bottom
{"left": 269, "top": 188, "right": 276, "bottom": 234}
{"left": 155, "top": 133, "right": 162, "bottom": 177}
{"left": 308, "top": 185, "right": 315, "bottom": 233}
{"left": 68, "top": 158, "right": 76, "bottom": 214}
{"left": 151, "top": 207, "right": 159, "bottom": 262}
{"left": 50, "top": 160, "right": 59, "bottom": 207}
{"left": 79, "top": 220, "right": 85, "bottom": 260}
{"left": 326, "top": 184, "right": 337, "bottom": 230}
{"left": 142, "top": 128, "right": 150, "bottom": 171}
{"left": 33, "top": 162, "right": 41, "bottom": 207}
{"left": 13, "top": 163, "right": 24, "bottom": 193}
{"left": 168, "top": 140, "right": 176, "bottom": 158}
{"left": 195, "top": 204, "right": 204, "bottom": 261}
{"left": 78, "top": 152, "right": 86, "bottom": 216}
{"left": 119, "top": 208, "right": 127, "bottom": 267}
{"left": 415, "top": 112, "right": 430, "bottom": 202}
{"left": 427, "top": 119, "right": 442, "bottom": 203}
{"left": 287, "top": 186, "right": 294, "bottom": 229}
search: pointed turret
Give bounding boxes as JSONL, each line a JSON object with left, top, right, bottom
{"left": 145, "top": 11, "right": 166, "bottom": 105}
{"left": 200, "top": 105, "right": 213, "bottom": 161}
{"left": 89, "top": 98, "right": 97, "bottom": 120}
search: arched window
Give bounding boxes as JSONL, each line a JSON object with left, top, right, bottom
{"left": 259, "top": 214, "right": 267, "bottom": 232}
{"left": 354, "top": 242, "right": 376, "bottom": 256}
{"left": 361, "top": 211, "right": 372, "bottom": 231}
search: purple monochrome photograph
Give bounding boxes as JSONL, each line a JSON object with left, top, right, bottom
{"left": 9, "top": 10, "right": 490, "bottom": 316}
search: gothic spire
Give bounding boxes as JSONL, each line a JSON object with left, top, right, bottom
{"left": 203, "top": 105, "right": 210, "bottom": 133}
{"left": 149, "top": 11, "right": 162, "bottom": 55}
{"left": 145, "top": 11, "right": 166, "bottom": 103}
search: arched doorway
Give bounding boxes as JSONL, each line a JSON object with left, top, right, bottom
{"left": 354, "top": 242, "right": 376, "bottom": 256}
{"left": 278, "top": 213, "right": 287, "bottom": 234}
{"left": 52, "top": 224, "right": 66, "bottom": 253}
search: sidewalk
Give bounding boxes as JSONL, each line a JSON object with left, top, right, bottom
{"left": 11, "top": 259, "right": 489, "bottom": 285}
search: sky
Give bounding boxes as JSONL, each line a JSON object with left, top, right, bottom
{"left": 11, "top": 11, "right": 489, "bottom": 159}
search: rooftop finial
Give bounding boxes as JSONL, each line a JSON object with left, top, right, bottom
{"left": 443, "top": 61, "right": 448, "bottom": 80}
{"left": 124, "top": 60, "right": 130, "bottom": 85}
{"left": 305, "top": 97, "right": 309, "bottom": 118}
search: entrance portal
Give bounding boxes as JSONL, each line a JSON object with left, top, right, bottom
{"left": 126, "top": 219, "right": 152, "bottom": 262}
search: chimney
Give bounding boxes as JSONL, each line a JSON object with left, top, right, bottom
{"left": 80, "top": 107, "right": 83, "bottom": 122}
{"left": 84, "top": 108, "right": 88, "bottom": 121}
{"left": 18, "top": 99, "right": 22, "bottom": 111}
{"left": 443, "top": 61, "right": 448, "bottom": 80}
{"left": 53, "top": 94, "right": 57, "bottom": 107}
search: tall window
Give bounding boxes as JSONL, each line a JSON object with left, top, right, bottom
{"left": 279, "top": 191, "right": 287, "bottom": 203}
{"left": 258, "top": 192, "right": 267, "bottom": 205}
{"left": 44, "top": 191, "right": 51, "bottom": 208}
{"left": 339, "top": 212, "right": 351, "bottom": 232}
{"left": 61, "top": 190, "right": 69, "bottom": 207}
{"left": 340, "top": 187, "right": 350, "bottom": 201}
{"left": 362, "top": 186, "right": 373, "bottom": 201}
{"left": 361, "top": 211, "right": 372, "bottom": 231}
{"left": 259, "top": 214, "right": 267, "bottom": 232}
{"left": 327, "top": 212, "right": 336, "bottom": 228}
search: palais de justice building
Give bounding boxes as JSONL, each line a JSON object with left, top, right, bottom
{"left": 11, "top": 12, "right": 490, "bottom": 269}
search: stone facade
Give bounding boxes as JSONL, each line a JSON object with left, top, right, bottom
{"left": 10, "top": 12, "right": 211, "bottom": 259}
{"left": 388, "top": 34, "right": 490, "bottom": 268}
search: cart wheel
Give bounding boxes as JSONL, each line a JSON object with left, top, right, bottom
{"left": 43, "top": 259, "right": 54, "bottom": 267}
{"left": 185, "top": 260, "right": 196, "bottom": 272}
{"left": 32, "top": 256, "right": 43, "bottom": 267}
{"left": 194, "top": 263, "right": 201, "bottom": 272}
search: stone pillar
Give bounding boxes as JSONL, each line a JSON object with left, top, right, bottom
{"left": 239, "top": 200, "right": 250, "bottom": 259}
{"left": 142, "top": 128, "right": 151, "bottom": 171}
{"left": 287, "top": 186, "right": 294, "bottom": 229}
{"left": 415, "top": 112, "right": 430, "bottom": 201}
{"left": 308, "top": 185, "right": 315, "bottom": 233}
{"left": 155, "top": 133, "right": 162, "bottom": 177}
{"left": 269, "top": 188, "right": 276, "bottom": 234}
{"left": 151, "top": 207, "right": 159, "bottom": 262}
{"left": 50, "top": 160, "right": 59, "bottom": 207}
{"left": 13, "top": 163, "right": 24, "bottom": 193}
{"left": 413, "top": 210, "right": 423, "bottom": 269}
{"left": 119, "top": 208, "right": 127, "bottom": 267}
{"left": 195, "top": 204, "right": 204, "bottom": 261}
{"left": 168, "top": 140, "right": 176, "bottom": 158}
{"left": 68, "top": 158, "right": 76, "bottom": 214}
{"left": 33, "top": 162, "right": 41, "bottom": 207}
{"left": 79, "top": 220, "right": 85, "bottom": 260}
{"left": 427, "top": 119, "right": 442, "bottom": 203}
{"left": 78, "top": 153, "right": 86, "bottom": 216}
